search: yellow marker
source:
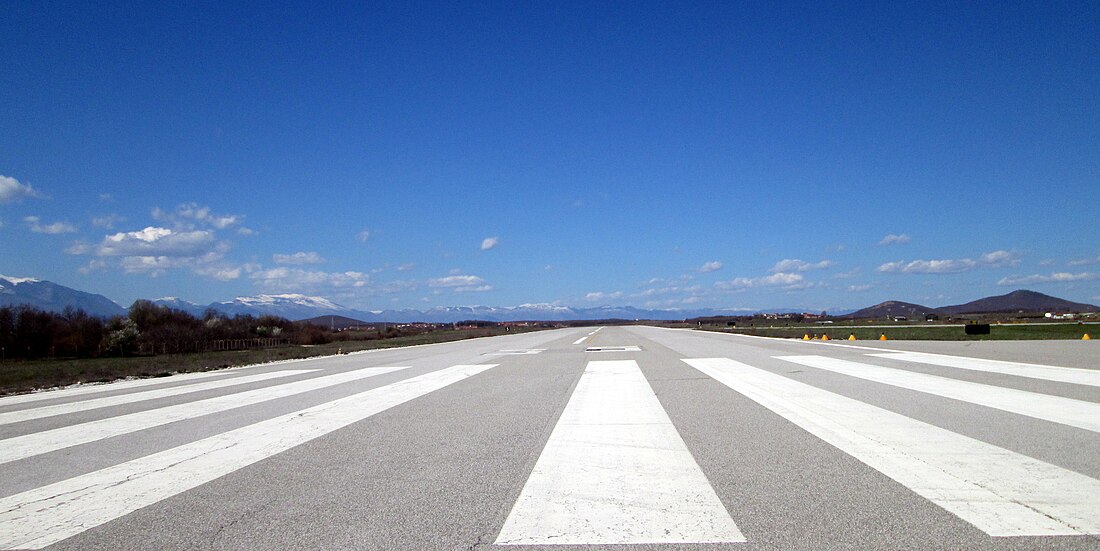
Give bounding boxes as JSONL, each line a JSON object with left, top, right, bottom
{"left": 848, "top": 334, "right": 856, "bottom": 341}
{"left": 879, "top": 333, "right": 888, "bottom": 341}
{"left": 1085, "top": 333, "right": 1092, "bottom": 340}
{"left": 803, "top": 334, "right": 811, "bottom": 340}
{"left": 821, "top": 334, "right": 830, "bottom": 341}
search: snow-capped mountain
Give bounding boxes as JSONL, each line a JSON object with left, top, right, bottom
{"left": 213, "top": 294, "right": 357, "bottom": 320}
{"left": 0, "top": 275, "right": 127, "bottom": 318}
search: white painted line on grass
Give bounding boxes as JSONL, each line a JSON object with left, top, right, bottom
{"left": 868, "top": 351, "right": 1100, "bottom": 387}
{"left": 0, "top": 366, "right": 408, "bottom": 465}
{"left": 776, "top": 355, "right": 1100, "bottom": 433}
{"left": 0, "top": 369, "right": 316, "bottom": 426}
{"left": 495, "top": 360, "right": 744, "bottom": 546}
{"left": 0, "top": 369, "right": 247, "bottom": 407}
{"left": 683, "top": 358, "right": 1100, "bottom": 537}
{"left": 0, "top": 363, "right": 497, "bottom": 550}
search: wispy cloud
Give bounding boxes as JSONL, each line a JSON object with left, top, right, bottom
{"left": 878, "top": 250, "right": 1019, "bottom": 274}
{"left": 91, "top": 214, "right": 124, "bottom": 229}
{"left": 698, "top": 261, "right": 723, "bottom": 273}
{"left": 24, "top": 216, "right": 77, "bottom": 234}
{"left": 251, "top": 268, "right": 371, "bottom": 291}
{"left": 273, "top": 251, "right": 325, "bottom": 265}
{"left": 1068, "top": 255, "right": 1100, "bottom": 267}
{"left": 356, "top": 229, "right": 371, "bottom": 243}
{"left": 153, "top": 203, "right": 244, "bottom": 230}
{"left": 428, "top": 274, "right": 492, "bottom": 292}
{"left": 879, "top": 233, "right": 911, "bottom": 246}
{"left": 997, "top": 272, "right": 1097, "bottom": 286}
{"left": 0, "top": 175, "right": 43, "bottom": 203}
{"left": 715, "top": 272, "right": 807, "bottom": 290}
{"left": 847, "top": 284, "right": 873, "bottom": 292}
{"left": 771, "top": 259, "right": 833, "bottom": 273}
{"left": 585, "top": 291, "right": 624, "bottom": 302}
{"left": 480, "top": 236, "right": 499, "bottom": 250}
{"left": 396, "top": 263, "right": 416, "bottom": 272}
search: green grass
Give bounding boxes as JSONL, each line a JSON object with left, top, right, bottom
{"left": 698, "top": 323, "right": 1096, "bottom": 341}
{"left": 0, "top": 326, "right": 542, "bottom": 396}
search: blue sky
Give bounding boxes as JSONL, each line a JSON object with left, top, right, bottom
{"left": 2, "top": 1, "right": 1098, "bottom": 312}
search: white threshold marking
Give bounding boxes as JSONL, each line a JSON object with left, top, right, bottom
{"left": 0, "top": 369, "right": 246, "bottom": 407}
{"left": 495, "top": 360, "right": 744, "bottom": 546}
{"left": 683, "top": 358, "right": 1100, "bottom": 537}
{"left": 0, "top": 363, "right": 497, "bottom": 550}
{"left": 0, "top": 369, "right": 315, "bottom": 425}
{"left": 0, "top": 366, "right": 408, "bottom": 465}
{"left": 868, "top": 351, "right": 1100, "bottom": 388}
{"left": 572, "top": 336, "right": 588, "bottom": 345}
{"left": 486, "top": 349, "right": 545, "bottom": 356}
{"left": 585, "top": 345, "right": 641, "bottom": 352}
{"left": 776, "top": 355, "right": 1100, "bottom": 433}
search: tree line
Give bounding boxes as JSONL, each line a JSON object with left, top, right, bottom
{"left": 0, "top": 301, "right": 334, "bottom": 360}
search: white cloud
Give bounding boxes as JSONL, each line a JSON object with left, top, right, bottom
{"left": 0, "top": 175, "right": 42, "bottom": 203}
{"left": 878, "top": 250, "right": 1019, "bottom": 274}
{"left": 771, "top": 259, "right": 834, "bottom": 273}
{"left": 396, "top": 263, "right": 416, "bottom": 272}
{"left": 237, "top": 227, "right": 257, "bottom": 236}
{"left": 847, "top": 284, "right": 873, "bottom": 292}
{"left": 96, "top": 226, "right": 216, "bottom": 257}
{"left": 24, "top": 216, "right": 77, "bottom": 234}
{"left": 997, "top": 272, "right": 1097, "bottom": 286}
{"left": 481, "top": 236, "right": 499, "bottom": 250}
{"left": 879, "top": 233, "right": 911, "bottom": 246}
{"left": 428, "top": 274, "right": 492, "bottom": 292}
{"left": 357, "top": 229, "right": 371, "bottom": 243}
{"left": 715, "top": 272, "right": 806, "bottom": 290}
{"left": 273, "top": 251, "right": 325, "bottom": 265}
{"left": 698, "top": 261, "right": 723, "bottom": 273}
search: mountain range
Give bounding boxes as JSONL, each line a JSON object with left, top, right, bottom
{"left": 1, "top": 275, "right": 1096, "bottom": 323}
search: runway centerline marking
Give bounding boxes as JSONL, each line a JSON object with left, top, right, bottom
{"left": 495, "top": 359, "right": 744, "bottom": 546}
{"left": 0, "top": 363, "right": 498, "bottom": 550}
{"left": 683, "top": 357, "right": 1100, "bottom": 537}
{"left": 777, "top": 355, "right": 1100, "bottom": 433}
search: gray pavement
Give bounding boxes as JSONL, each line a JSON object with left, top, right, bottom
{"left": 1, "top": 327, "right": 1098, "bottom": 550}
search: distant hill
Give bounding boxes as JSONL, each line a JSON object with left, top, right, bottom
{"left": 939, "top": 289, "right": 1099, "bottom": 314}
{"left": 846, "top": 301, "right": 939, "bottom": 320}
{"left": 0, "top": 275, "right": 126, "bottom": 318}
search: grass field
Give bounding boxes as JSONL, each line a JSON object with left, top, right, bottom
{"left": 0, "top": 326, "right": 543, "bottom": 396}
{"left": 698, "top": 323, "right": 1097, "bottom": 341}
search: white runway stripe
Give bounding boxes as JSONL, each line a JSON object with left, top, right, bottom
{"left": 684, "top": 358, "right": 1100, "bottom": 537}
{"left": 0, "top": 369, "right": 316, "bottom": 425}
{"left": 572, "top": 336, "right": 588, "bottom": 345}
{"left": 0, "top": 363, "right": 497, "bottom": 550}
{"left": 495, "top": 360, "right": 744, "bottom": 546}
{"left": 0, "top": 366, "right": 408, "bottom": 465}
{"left": 0, "top": 369, "right": 247, "bottom": 407}
{"left": 777, "top": 355, "right": 1100, "bottom": 433}
{"left": 867, "top": 351, "right": 1100, "bottom": 387}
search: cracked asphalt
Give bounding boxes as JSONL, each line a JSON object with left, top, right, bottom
{"left": 2, "top": 326, "right": 1098, "bottom": 550}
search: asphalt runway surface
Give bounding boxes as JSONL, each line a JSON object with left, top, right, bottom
{"left": 1, "top": 326, "right": 1097, "bottom": 550}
